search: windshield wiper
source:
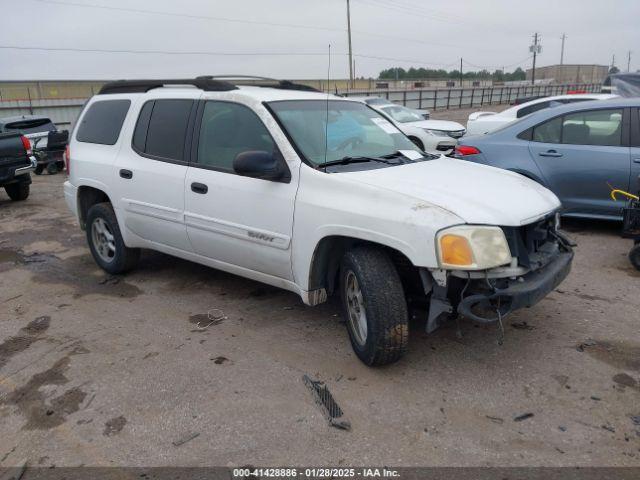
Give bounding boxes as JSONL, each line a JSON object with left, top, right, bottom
{"left": 318, "top": 155, "right": 402, "bottom": 168}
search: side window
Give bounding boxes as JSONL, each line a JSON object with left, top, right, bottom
{"left": 517, "top": 101, "right": 550, "bottom": 119}
{"left": 135, "top": 99, "right": 193, "bottom": 161}
{"left": 532, "top": 117, "right": 562, "bottom": 143}
{"left": 132, "top": 101, "right": 154, "bottom": 152}
{"left": 196, "top": 101, "right": 276, "bottom": 171}
{"left": 561, "top": 109, "right": 623, "bottom": 146}
{"left": 76, "top": 100, "right": 131, "bottom": 145}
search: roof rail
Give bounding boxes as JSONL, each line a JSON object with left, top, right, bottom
{"left": 197, "top": 75, "right": 320, "bottom": 92}
{"left": 98, "top": 78, "right": 238, "bottom": 95}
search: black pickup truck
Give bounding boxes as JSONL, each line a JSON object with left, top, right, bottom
{"left": 0, "top": 132, "right": 37, "bottom": 201}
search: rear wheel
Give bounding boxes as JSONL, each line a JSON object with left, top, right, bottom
{"left": 46, "top": 162, "right": 58, "bottom": 174}
{"left": 86, "top": 202, "right": 140, "bottom": 274}
{"left": 34, "top": 165, "right": 44, "bottom": 175}
{"left": 340, "top": 246, "right": 409, "bottom": 366}
{"left": 4, "top": 181, "right": 30, "bottom": 201}
{"left": 630, "top": 244, "right": 640, "bottom": 271}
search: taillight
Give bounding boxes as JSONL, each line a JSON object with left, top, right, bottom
{"left": 65, "top": 144, "right": 70, "bottom": 175}
{"left": 21, "top": 135, "right": 32, "bottom": 155}
{"left": 455, "top": 145, "right": 481, "bottom": 156}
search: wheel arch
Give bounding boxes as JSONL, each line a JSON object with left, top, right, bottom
{"left": 77, "top": 185, "right": 113, "bottom": 230}
{"left": 307, "top": 234, "right": 420, "bottom": 298}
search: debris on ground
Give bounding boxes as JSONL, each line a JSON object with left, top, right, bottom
{"left": 513, "top": 413, "right": 534, "bottom": 422}
{"left": 172, "top": 432, "right": 200, "bottom": 447}
{"left": 486, "top": 415, "right": 504, "bottom": 424}
{"left": 190, "top": 309, "right": 227, "bottom": 331}
{"left": 590, "top": 396, "right": 602, "bottom": 401}
{"left": 303, "top": 374, "right": 351, "bottom": 431}
{"left": 576, "top": 339, "right": 597, "bottom": 352}
{"left": 103, "top": 415, "right": 127, "bottom": 436}
{"left": 558, "top": 426, "right": 567, "bottom": 432}
{"left": 511, "top": 321, "right": 535, "bottom": 330}
{"left": 601, "top": 424, "right": 616, "bottom": 433}
{"left": 211, "top": 356, "right": 229, "bottom": 365}
{"left": 631, "top": 416, "right": 640, "bottom": 426}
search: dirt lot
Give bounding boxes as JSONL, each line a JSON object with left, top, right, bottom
{"left": 1, "top": 143, "right": 639, "bottom": 468}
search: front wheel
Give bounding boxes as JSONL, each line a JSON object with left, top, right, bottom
{"left": 340, "top": 246, "right": 409, "bottom": 366}
{"left": 630, "top": 244, "right": 640, "bottom": 271}
{"left": 86, "top": 202, "right": 140, "bottom": 274}
{"left": 409, "top": 136, "right": 424, "bottom": 151}
{"left": 4, "top": 181, "right": 30, "bottom": 201}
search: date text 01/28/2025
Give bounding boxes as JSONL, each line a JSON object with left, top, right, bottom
{"left": 232, "top": 467, "right": 400, "bottom": 478}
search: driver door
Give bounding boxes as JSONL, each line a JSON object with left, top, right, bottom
{"left": 184, "top": 101, "right": 298, "bottom": 280}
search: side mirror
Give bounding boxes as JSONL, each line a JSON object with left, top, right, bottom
{"left": 233, "top": 151, "right": 289, "bottom": 182}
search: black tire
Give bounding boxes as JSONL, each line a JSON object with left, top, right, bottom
{"left": 409, "top": 136, "right": 424, "bottom": 151}
{"left": 340, "top": 246, "right": 409, "bottom": 366}
{"left": 34, "top": 165, "right": 44, "bottom": 175}
{"left": 56, "top": 161, "right": 66, "bottom": 172}
{"left": 4, "top": 181, "right": 30, "bottom": 201}
{"left": 86, "top": 202, "right": 140, "bottom": 274}
{"left": 46, "top": 162, "right": 58, "bottom": 174}
{"left": 630, "top": 244, "right": 640, "bottom": 271}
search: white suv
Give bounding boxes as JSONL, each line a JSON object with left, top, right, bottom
{"left": 64, "top": 76, "right": 574, "bottom": 366}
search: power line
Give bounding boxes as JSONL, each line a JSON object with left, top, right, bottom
{"left": 32, "top": 0, "right": 515, "bottom": 55}
{"left": 0, "top": 45, "right": 340, "bottom": 56}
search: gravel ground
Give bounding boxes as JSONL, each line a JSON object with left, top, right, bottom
{"left": 0, "top": 129, "right": 639, "bottom": 469}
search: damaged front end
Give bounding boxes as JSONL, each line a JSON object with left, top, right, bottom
{"left": 423, "top": 214, "right": 574, "bottom": 334}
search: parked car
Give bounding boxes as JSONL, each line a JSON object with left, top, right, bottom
{"left": 64, "top": 76, "right": 573, "bottom": 366}
{"left": 0, "top": 115, "right": 67, "bottom": 174}
{"left": 455, "top": 98, "right": 640, "bottom": 220}
{"left": 354, "top": 96, "right": 430, "bottom": 119}
{"left": 466, "top": 94, "right": 618, "bottom": 136}
{"left": 371, "top": 103, "right": 466, "bottom": 153}
{"left": 0, "top": 132, "right": 37, "bottom": 201}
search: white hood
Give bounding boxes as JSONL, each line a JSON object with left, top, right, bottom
{"left": 341, "top": 157, "right": 560, "bottom": 227}
{"left": 404, "top": 119, "right": 465, "bottom": 131}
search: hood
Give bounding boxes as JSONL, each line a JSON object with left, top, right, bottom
{"left": 404, "top": 119, "right": 465, "bottom": 131}
{"left": 340, "top": 157, "right": 560, "bottom": 227}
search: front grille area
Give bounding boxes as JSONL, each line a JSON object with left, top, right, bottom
{"left": 502, "top": 215, "right": 557, "bottom": 270}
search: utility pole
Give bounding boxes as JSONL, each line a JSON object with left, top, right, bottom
{"left": 560, "top": 33, "right": 566, "bottom": 65}
{"left": 530, "top": 32, "right": 541, "bottom": 85}
{"left": 628, "top": 51, "right": 632, "bottom": 72}
{"left": 346, "top": 0, "right": 354, "bottom": 89}
{"left": 611, "top": 54, "right": 616, "bottom": 69}
{"left": 460, "top": 57, "right": 463, "bottom": 87}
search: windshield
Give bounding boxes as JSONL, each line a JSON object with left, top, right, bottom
{"left": 4, "top": 118, "right": 56, "bottom": 134}
{"left": 268, "top": 100, "right": 420, "bottom": 166}
{"left": 381, "top": 105, "right": 423, "bottom": 123}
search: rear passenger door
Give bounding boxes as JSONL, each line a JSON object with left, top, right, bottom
{"left": 184, "top": 100, "right": 297, "bottom": 280}
{"left": 631, "top": 108, "right": 640, "bottom": 194}
{"left": 113, "top": 97, "right": 196, "bottom": 252}
{"left": 528, "top": 108, "right": 631, "bottom": 217}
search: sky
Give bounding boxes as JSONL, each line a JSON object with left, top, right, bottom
{"left": 0, "top": 0, "right": 638, "bottom": 80}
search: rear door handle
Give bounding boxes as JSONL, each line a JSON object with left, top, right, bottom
{"left": 119, "top": 169, "right": 133, "bottom": 179}
{"left": 539, "top": 150, "right": 563, "bottom": 158}
{"left": 191, "top": 182, "right": 208, "bottom": 194}
{"left": 633, "top": 158, "right": 640, "bottom": 164}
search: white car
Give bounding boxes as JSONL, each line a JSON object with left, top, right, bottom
{"left": 355, "top": 96, "right": 430, "bottom": 119}
{"left": 466, "top": 93, "right": 618, "bottom": 136}
{"left": 64, "top": 76, "right": 573, "bottom": 366}
{"left": 372, "top": 103, "right": 466, "bottom": 153}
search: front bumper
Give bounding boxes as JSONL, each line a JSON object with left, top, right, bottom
{"left": 456, "top": 249, "right": 574, "bottom": 323}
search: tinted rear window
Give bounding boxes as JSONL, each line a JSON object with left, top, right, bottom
{"left": 5, "top": 118, "right": 56, "bottom": 134}
{"left": 76, "top": 100, "right": 131, "bottom": 145}
{"left": 137, "top": 99, "right": 193, "bottom": 161}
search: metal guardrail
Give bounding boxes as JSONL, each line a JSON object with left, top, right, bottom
{"left": 340, "top": 83, "right": 602, "bottom": 110}
{"left": 0, "top": 83, "right": 603, "bottom": 128}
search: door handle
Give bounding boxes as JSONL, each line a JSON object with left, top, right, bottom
{"left": 633, "top": 158, "right": 640, "bottom": 164}
{"left": 119, "top": 169, "right": 133, "bottom": 179}
{"left": 191, "top": 182, "right": 208, "bottom": 194}
{"left": 539, "top": 150, "right": 563, "bottom": 158}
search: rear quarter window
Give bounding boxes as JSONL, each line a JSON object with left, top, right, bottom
{"left": 76, "top": 99, "right": 131, "bottom": 145}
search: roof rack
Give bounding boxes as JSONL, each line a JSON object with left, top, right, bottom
{"left": 198, "top": 75, "right": 320, "bottom": 92}
{"left": 99, "top": 78, "right": 238, "bottom": 95}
